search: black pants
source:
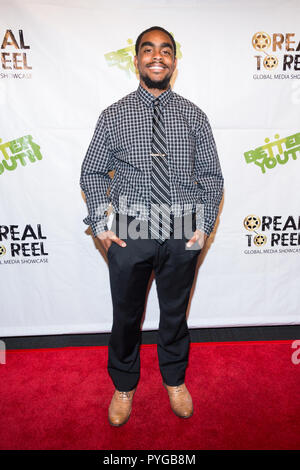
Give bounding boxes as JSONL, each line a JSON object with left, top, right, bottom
{"left": 107, "top": 213, "right": 200, "bottom": 391}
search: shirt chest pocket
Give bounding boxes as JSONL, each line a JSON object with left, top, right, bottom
{"left": 112, "top": 148, "right": 146, "bottom": 198}
{"left": 168, "top": 136, "right": 196, "bottom": 176}
{"left": 113, "top": 144, "right": 149, "bottom": 173}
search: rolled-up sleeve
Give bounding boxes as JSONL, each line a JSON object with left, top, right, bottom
{"left": 194, "top": 113, "right": 224, "bottom": 236}
{"left": 80, "top": 111, "right": 114, "bottom": 237}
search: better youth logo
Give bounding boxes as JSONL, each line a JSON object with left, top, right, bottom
{"left": 252, "top": 31, "right": 300, "bottom": 79}
{"left": 243, "top": 132, "right": 300, "bottom": 174}
{"left": 0, "top": 29, "right": 32, "bottom": 79}
{"left": 104, "top": 34, "right": 182, "bottom": 77}
{"left": 0, "top": 135, "right": 43, "bottom": 176}
{"left": 243, "top": 214, "right": 300, "bottom": 254}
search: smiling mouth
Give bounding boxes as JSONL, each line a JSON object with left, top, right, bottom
{"left": 147, "top": 64, "right": 167, "bottom": 71}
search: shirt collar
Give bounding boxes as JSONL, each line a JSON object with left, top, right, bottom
{"left": 136, "top": 83, "right": 173, "bottom": 108}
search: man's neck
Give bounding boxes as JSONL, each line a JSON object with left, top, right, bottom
{"left": 139, "top": 81, "right": 169, "bottom": 97}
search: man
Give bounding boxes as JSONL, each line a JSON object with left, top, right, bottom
{"left": 80, "top": 26, "right": 223, "bottom": 426}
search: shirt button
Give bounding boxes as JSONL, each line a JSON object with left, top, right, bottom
{"left": 154, "top": 100, "right": 159, "bottom": 106}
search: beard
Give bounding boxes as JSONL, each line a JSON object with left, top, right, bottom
{"left": 139, "top": 71, "right": 172, "bottom": 90}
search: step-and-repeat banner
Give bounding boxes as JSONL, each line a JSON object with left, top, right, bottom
{"left": 1, "top": 0, "right": 300, "bottom": 336}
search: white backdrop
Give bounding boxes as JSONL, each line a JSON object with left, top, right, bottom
{"left": 1, "top": 0, "right": 300, "bottom": 336}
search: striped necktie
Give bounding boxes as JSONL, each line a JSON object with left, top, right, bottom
{"left": 149, "top": 98, "right": 173, "bottom": 244}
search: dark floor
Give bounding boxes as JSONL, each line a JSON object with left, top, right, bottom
{"left": 1, "top": 324, "right": 300, "bottom": 350}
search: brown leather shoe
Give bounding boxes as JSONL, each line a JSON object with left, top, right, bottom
{"left": 108, "top": 388, "right": 136, "bottom": 426}
{"left": 163, "top": 382, "right": 193, "bottom": 418}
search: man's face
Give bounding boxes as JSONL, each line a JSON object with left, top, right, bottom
{"left": 134, "top": 30, "right": 177, "bottom": 90}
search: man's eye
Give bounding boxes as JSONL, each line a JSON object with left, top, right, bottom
{"left": 162, "top": 50, "right": 171, "bottom": 55}
{"left": 144, "top": 48, "right": 152, "bottom": 52}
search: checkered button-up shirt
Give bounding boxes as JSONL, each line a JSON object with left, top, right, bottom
{"left": 80, "top": 84, "right": 224, "bottom": 237}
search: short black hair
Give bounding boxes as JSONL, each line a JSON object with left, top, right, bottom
{"left": 135, "top": 26, "right": 176, "bottom": 57}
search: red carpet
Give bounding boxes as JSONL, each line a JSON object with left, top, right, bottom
{"left": 0, "top": 340, "right": 299, "bottom": 450}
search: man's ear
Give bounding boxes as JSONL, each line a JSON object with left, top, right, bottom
{"left": 174, "top": 57, "right": 177, "bottom": 69}
{"left": 134, "top": 55, "right": 138, "bottom": 69}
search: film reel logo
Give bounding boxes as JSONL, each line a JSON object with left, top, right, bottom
{"left": 252, "top": 32, "right": 271, "bottom": 51}
{"left": 244, "top": 215, "right": 267, "bottom": 247}
{"left": 0, "top": 245, "right": 6, "bottom": 256}
{"left": 252, "top": 31, "right": 278, "bottom": 70}
{"left": 263, "top": 55, "right": 278, "bottom": 70}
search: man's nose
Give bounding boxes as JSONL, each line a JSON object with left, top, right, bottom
{"left": 152, "top": 49, "right": 164, "bottom": 60}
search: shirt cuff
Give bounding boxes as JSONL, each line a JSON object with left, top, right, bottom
{"left": 91, "top": 219, "right": 109, "bottom": 238}
{"left": 195, "top": 208, "right": 213, "bottom": 236}
{"left": 83, "top": 216, "right": 109, "bottom": 238}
